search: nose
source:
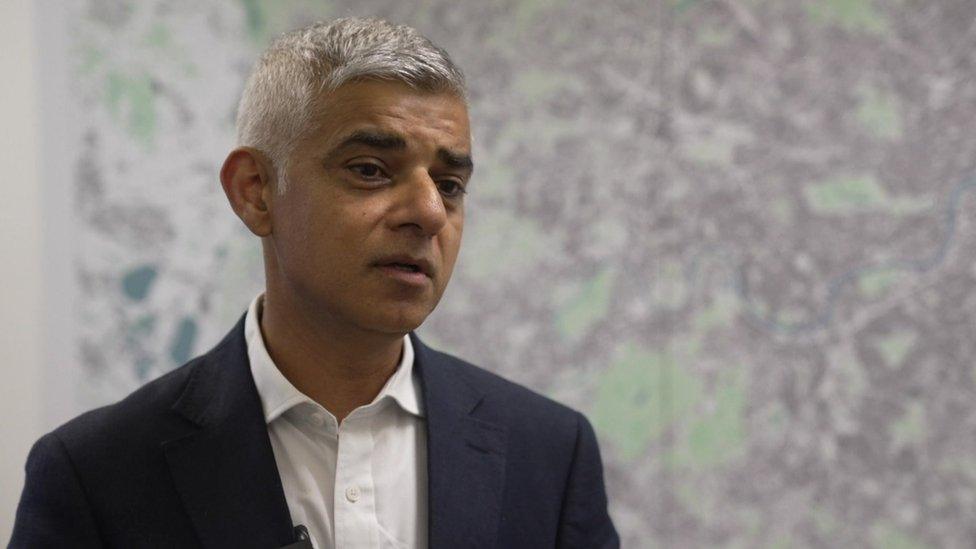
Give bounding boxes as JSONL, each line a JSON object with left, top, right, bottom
{"left": 391, "top": 169, "right": 448, "bottom": 237}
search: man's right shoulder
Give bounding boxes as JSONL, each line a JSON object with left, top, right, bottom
{"left": 49, "top": 353, "right": 206, "bottom": 455}
{"left": 49, "top": 312, "right": 249, "bottom": 452}
{"left": 11, "top": 342, "right": 237, "bottom": 548}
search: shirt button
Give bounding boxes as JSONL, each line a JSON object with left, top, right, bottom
{"left": 310, "top": 412, "right": 325, "bottom": 427}
{"left": 345, "top": 486, "right": 360, "bottom": 503}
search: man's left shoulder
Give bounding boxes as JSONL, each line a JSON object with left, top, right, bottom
{"left": 422, "top": 344, "right": 590, "bottom": 443}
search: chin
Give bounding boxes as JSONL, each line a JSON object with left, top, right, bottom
{"left": 364, "top": 305, "right": 431, "bottom": 335}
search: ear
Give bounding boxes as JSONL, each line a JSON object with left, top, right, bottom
{"left": 219, "top": 147, "right": 275, "bottom": 237}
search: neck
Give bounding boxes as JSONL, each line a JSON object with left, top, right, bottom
{"left": 259, "top": 287, "right": 405, "bottom": 422}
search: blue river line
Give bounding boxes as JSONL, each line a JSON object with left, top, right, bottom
{"left": 684, "top": 177, "right": 976, "bottom": 336}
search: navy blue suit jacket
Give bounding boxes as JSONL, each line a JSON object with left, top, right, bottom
{"left": 11, "top": 316, "right": 619, "bottom": 548}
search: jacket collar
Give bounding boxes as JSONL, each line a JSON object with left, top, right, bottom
{"left": 161, "top": 317, "right": 507, "bottom": 549}
{"left": 411, "top": 333, "right": 508, "bottom": 549}
{"left": 163, "top": 314, "right": 296, "bottom": 548}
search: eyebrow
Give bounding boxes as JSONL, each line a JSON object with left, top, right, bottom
{"left": 330, "top": 129, "right": 474, "bottom": 174}
{"left": 438, "top": 148, "right": 474, "bottom": 173}
{"left": 334, "top": 130, "right": 407, "bottom": 152}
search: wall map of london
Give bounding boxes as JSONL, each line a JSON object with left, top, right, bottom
{"left": 58, "top": 0, "right": 976, "bottom": 546}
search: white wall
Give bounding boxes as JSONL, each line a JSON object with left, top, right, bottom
{"left": 0, "top": 0, "right": 44, "bottom": 540}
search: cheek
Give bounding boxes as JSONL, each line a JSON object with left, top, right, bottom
{"left": 307, "top": 204, "right": 380, "bottom": 264}
{"left": 440, "top": 221, "right": 464, "bottom": 268}
{"left": 276, "top": 196, "right": 341, "bottom": 263}
{"left": 450, "top": 214, "right": 464, "bottom": 249}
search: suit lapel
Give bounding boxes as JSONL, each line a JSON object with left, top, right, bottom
{"left": 162, "top": 316, "right": 295, "bottom": 549}
{"left": 412, "top": 334, "right": 508, "bottom": 549}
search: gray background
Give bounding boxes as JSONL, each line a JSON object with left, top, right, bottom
{"left": 52, "top": 0, "right": 976, "bottom": 546}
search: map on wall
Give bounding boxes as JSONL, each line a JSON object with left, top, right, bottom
{"left": 58, "top": 0, "right": 976, "bottom": 545}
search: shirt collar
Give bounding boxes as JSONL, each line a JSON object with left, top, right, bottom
{"left": 244, "top": 294, "right": 425, "bottom": 424}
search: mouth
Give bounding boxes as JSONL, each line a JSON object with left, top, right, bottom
{"left": 373, "top": 255, "right": 434, "bottom": 285}
{"left": 387, "top": 262, "right": 423, "bottom": 274}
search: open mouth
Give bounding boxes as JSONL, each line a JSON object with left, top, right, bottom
{"left": 375, "top": 255, "right": 432, "bottom": 282}
{"left": 389, "top": 262, "right": 421, "bottom": 273}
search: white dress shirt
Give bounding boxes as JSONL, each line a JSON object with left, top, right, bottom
{"left": 244, "top": 295, "right": 428, "bottom": 549}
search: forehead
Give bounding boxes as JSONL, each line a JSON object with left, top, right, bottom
{"left": 304, "top": 80, "right": 471, "bottom": 152}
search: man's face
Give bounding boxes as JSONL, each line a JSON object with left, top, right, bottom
{"left": 266, "top": 79, "right": 472, "bottom": 335}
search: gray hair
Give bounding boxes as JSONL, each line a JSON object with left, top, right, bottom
{"left": 235, "top": 17, "right": 466, "bottom": 192}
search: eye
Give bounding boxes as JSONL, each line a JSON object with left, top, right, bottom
{"left": 347, "top": 162, "right": 389, "bottom": 182}
{"left": 438, "top": 179, "right": 467, "bottom": 199}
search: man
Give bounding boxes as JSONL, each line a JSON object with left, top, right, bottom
{"left": 11, "top": 18, "right": 618, "bottom": 548}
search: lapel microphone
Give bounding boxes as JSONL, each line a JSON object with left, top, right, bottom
{"left": 278, "top": 525, "right": 313, "bottom": 548}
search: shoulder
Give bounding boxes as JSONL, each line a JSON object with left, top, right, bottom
{"left": 15, "top": 353, "right": 208, "bottom": 535}
{"left": 420, "top": 344, "right": 588, "bottom": 445}
{"left": 49, "top": 357, "right": 200, "bottom": 454}
{"left": 49, "top": 315, "right": 247, "bottom": 455}
{"left": 419, "top": 343, "right": 617, "bottom": 542}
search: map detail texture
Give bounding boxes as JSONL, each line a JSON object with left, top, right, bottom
{"left": 60, "top": 0, "right": 976, "bottom": 546}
